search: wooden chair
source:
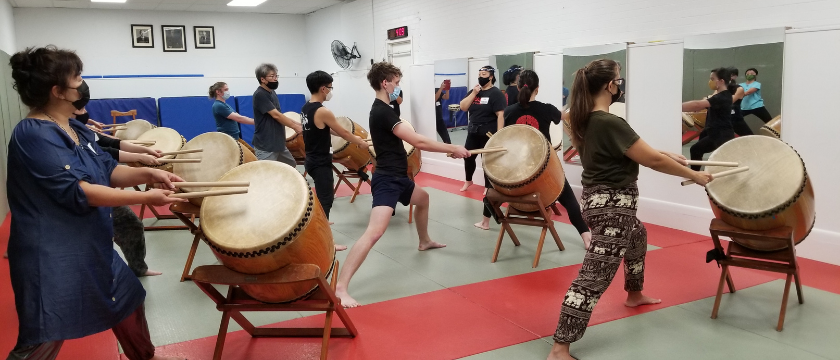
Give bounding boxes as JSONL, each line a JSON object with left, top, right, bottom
{"left": 708, "top": 218, "right": 803, "bottom": 331}
{"left": 111, "top": 109, "right": 137, "bottom": 124}
{"left": 169, "top": 202, "right": 203, "bottom": 282}
{"left": 135, "top": 185, "right": 189, "bottom": 231}
{"left": 191, "top": 262, "right": 357, "bottom": 360}
{"left": 485, "top": 189, "right": 565, "bottom": 268}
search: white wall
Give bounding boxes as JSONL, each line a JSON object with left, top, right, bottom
{"left": 0, "top": 0, "right": 14, "bottom": 55}
{"left": 13, "top": 7, "right": 310, "bottom": 98}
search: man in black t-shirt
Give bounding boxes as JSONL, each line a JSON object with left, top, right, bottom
{"left": 301, "top": 71, "right": 368, "bottom": 223}
{"left": 252, "top": 63, "right": 302, "bottom": 168}
{"left": 334, "top": 62, "right": 469, "bottom": 309}
{"left": 683, "top": 68, "right": 736, "bottom": 170}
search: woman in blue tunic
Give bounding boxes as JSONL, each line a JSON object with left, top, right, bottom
{"left": 6, "top": 46, "right": 185, "bottom": 360}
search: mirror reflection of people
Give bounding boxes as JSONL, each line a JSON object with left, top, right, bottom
{"left": 252, "top": 63, "right": 302, "bottom": 167}
{"left": 209, "top": 81, "right": 256, "bottom": 151}
{"left": 502, "top": 65, "right": 522, "bottom": 106}
{"left": 740, "top": 67, "right": 773, "bottom": 123}
{"left": 684, "top": 68, "right": 737, "bottom": 170}
{"left": 562, "top": 81, "right": 569, "bottom": 106}
{"left": 549, "top": 59, "right": 712, "bottom": 360}
{"left": 459, "top": 66, "right": 505, "bottom": 192}
{"left": 435, "top": 81, "right": 451, "bottom": 144}
{"left": 725, "top": 67, "right": 753, "bottom": 136}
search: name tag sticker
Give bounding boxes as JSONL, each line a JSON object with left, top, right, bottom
{"left": 479, "top": 97, "right": 489, "bottom": 104}
{"left": 436, "top": 101, "right": 441, "bottom": 106}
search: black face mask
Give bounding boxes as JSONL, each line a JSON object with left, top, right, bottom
{"left": 266, "top": 80, "right": 279, "bottom": 90}
{"left": 609, "top": 83, "right": 623, "bottom": 105}
{"left": 69, "top": 80, "right": 90, "bottom": 110}
{"left": 478, "top": 77, "right": 490, "bottom": 87}
{"left": 74, "top": 112, "right": 90, "bottom": 123}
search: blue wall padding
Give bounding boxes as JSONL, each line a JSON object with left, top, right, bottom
{"left": 439, "top": 87, "right": 468, "bottom": 127}
{"left": 87, "top": 98, "right": 158, "bottom": 125}
{"left": 235, "top": 93, "right": 306, "bottom": 145}
{"left": 158, "top": 96, "right": 236, "bottom": 141}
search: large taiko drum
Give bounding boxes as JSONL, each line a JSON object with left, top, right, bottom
{"left": 131, "top": 127, "right": 185, "bottom": 173}
{"left": 705, "top": 136, "right": 815, "bottom": 251}
{"left": 284, "top": 112, "right": 305, "bottom": 159}
{"left": 681, "top": 113, "right": 695, "bottom": 134}
{"left": 200, "top": 161, "right": 335, "bottom": 303}
{"left": 331, "top": 116, "right": 371, "bottom": 171}
{"left": 172, "top": 132, "right": 258, "bottom": 206}
{"left": 685, "top": 110, "right": 707, "bottom": 129}
{"left": 115, "top": 119, "right": 155, "bottom": 140}
{"left": 482, "top": 124, "right": 565, "bottom": 212}
{"left": 368, "top": 120, "right": 421, "bottom": 178}
{"left": 759, "top": 115, "right": 782, "bottom": 139}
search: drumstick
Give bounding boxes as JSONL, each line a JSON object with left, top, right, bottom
{"left": 681, "top": 166, "right": 750, "bottom": 186}
{"left": 99, "top": 123, "right": 123, "bottom": 128}
{"left": 103, "top": 126, "right": 128, "bottom": 131}
{"left": 172, "top": 181, "right": 250, "bottom": 188}
{"left": 447, "top": 147, "right": 507, "bottom": 157}
{"left": 158, "top": 148, "right": 203, "bottom": 156}
{"left": 154, "top": 159, "right": 201, "bottom": 164}
{"left": 684, "top": 160, "right": 739, "bottom": 167}
{"left": 127, "top": 140, "right": 156, "bottom": 145}
{"left": 169, "top": 189, "right": 248, "bottom": 199}
{"left": 486, "top": 132, "right": 493, "bottom": 138}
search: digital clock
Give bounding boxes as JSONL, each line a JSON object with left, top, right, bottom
{"left": 387, "top": 26, "right": 408, "bottom": 40}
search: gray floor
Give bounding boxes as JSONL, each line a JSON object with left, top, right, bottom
{"left": 462, "top": 280, "right": 840, "bottom": 360}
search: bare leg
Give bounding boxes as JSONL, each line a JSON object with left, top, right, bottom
{"left": 474, "top": 217, "right": 490, "bottom": 230}
{"left": 334, "top": 206, "right": 393, "bottom": 308}
{"left": 410, "top": 187, "right": 446, "bottom": 251}
{"left": 142, "top": 270, "right": 162, "bottom": 276}
{"left": 625, "top": 290, "right": 661, "bottom": 307}
{"left": 460, "top": 181, "right": 473, "bottom": 192}
{"left": 547, "top": 342, "right": 576, "bottom": 360}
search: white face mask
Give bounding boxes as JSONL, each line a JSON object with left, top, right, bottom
{"left": 222, "top": 90, "right": 231, "bottom": 100}
{"left": 325, "top": 89, "right": 333, "bottom": 102}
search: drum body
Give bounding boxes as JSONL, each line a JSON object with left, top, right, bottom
{"left": 115, "top": 119, "right": 155, "bottom": 140}
{"left": 173, "top": 132, "right": 258, "bottom": 206}
{"left": 759, "top": 115, "right": 782, "bottom": 138}
{"left": 200, "top": 161, "right": 335, "bottom": 303}
{"left": 131, "top": 127, "right": 185, "bottom": 173}
{"left": 705, "top": 136, "right": 815, "bottom": 251}
{"left": 549, "top": 122, "right": 564, "bottom": 152}
{"left": 368, "top": 120, "right": 421, "bottom": 178}
{"left": 284, "top": 112, "right": 306, "bottom": 159}
{"left": 331, "top": 116, "right": 371, "bottom": 171}
{"left": 687, "top": 110, "right": 707, "bottom": 129}
{"left": 482, "top": 125, "right": 565, "bottom": 212}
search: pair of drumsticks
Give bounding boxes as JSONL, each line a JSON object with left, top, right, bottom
{"left": 681, "top": 160, "right": 749, "bottom": 186}
{"left": 168, "top": 181, "right": 250, "bottom": 199}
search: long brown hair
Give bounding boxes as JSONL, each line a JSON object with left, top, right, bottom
{"left": 568, "top": 59, "right": 620, "bottom": 150}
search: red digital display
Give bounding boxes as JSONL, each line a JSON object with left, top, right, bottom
{"left": 387, "top": 26, "right": 409, "bottom": 40}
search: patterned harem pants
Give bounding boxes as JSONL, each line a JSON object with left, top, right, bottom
{"left": 553, "top": 182, "right": 648, "bottom": 343}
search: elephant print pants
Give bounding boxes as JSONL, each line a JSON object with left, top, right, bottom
{"left": 553, "top": 182, "right": 647, "bottom": 343}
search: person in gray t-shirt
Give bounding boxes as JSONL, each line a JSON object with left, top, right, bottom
{"left": 252, "top": 63, "right": 302, "bottom": 167}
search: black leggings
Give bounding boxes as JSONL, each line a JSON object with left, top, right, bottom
{"left": 464, "top": 130, "right": 491, "bottom": 182}
{"left": 742, "top": 106, "right": 773, "bottom": 123}
{"left": 732, "top": 116, "right": 754, "bottom": 136}
{"left": 306, "top": 163, "right": 335, "bottom": 219}
{"left": 689, "top": 130, "right": 734, "bottom": 171}
{"left": 436, "top": 115, "right": 451, "bottom": 144}
{"left": 482, "top": 178, "right": 590, "bottom": 235}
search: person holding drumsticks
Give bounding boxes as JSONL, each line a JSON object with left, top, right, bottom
{"left": 684, "top": 67, "right": 737, "bottom": 171}
{"left": 548, "top": 59, "right": 713, "bottom": 360}
{"left": 252, "top": 63, "right": 302, "bottom": 168}
{"left": 6, "top": 46, "right": 186, "bottom": 360}
{"left": 459, "top": 65, "right": 505, "bottom": 192}
{"left": 335, "top": 62, "right": 470, "bottom": 308}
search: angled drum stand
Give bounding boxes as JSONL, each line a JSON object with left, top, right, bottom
{"left": 332, "top": 164, "right": 370, "bottom": 204}
{"left": 169, "top": 202, "right": 205, "bottom": 282}
{"left": 485, "top": 189, "right": 565, "bottom": 268}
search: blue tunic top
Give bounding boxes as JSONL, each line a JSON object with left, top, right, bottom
{"left": 6, "top": 118, "right": 146, "bottom": 347}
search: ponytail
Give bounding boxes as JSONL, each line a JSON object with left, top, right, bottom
{"left": 569, "top": 59, "right": 620, "bottom": 150}
{"left": 209, "top": 81, "right": 226, "bottom": 98}
{"left": 517, "top": 70, "right": 539, "bottom": 108}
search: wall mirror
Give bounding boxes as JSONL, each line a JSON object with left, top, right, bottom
{"left": 432, "top": 58, "right": 468, "bottom": 146}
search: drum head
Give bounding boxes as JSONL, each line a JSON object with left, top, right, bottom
{"left": 549, "top": 122, "right": 563, "bottom": 150}
{"left": 201, "top": 161, "right": 310, "bottom": 253}
{"left": 706, "top": 136, "right": 805, "bottom": 216}
{"left": 483, "top": 124, "right": 550, "bottom": 185}
{"left": 331, "top": 116, "right": 354, "bottom": 150}
{"left": 115, "top": 119, "right": 154, "bottom": 140}
{"left": 136, "top": 127, "right": 183, "bottom": 159}
{"left": 284, "top": 112, "right": 301, "bottom": 140}
{"left": 681, "top": 113, "right": 695, "bottom": 127}
{"left": 173, "top": 132, "right": 242, "bottom": 193}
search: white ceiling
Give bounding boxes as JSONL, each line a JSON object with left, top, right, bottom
{"left": 9, "top": 0, "right": 345, "bottom": 14}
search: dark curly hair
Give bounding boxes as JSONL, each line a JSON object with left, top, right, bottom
{"left": 367, "top": 62, "right": 402, "bottom": 91}
{"left": 10, "top": 45, "right": 84, "bottom": 109}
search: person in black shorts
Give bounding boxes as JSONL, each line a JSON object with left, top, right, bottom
{"left": 301, "top": 71, "right": 369, "bottom": 223}
{"left": 684, "top": 67, "right": 736, "bottom": 170}
{"left": 475, "top": 70, "right": 594, "bottom": 248}
{"left": 334, "top": 62, "right": 470, "bottom": 308}
{"left": 459, "top": 65, "right": 505, "bottom": 192}
{"left": 503, "top": 65, "right": 522, "bottom": 106}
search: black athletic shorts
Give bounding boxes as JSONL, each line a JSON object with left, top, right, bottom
{"left": 371, "top": 173, "right": 415, "bottom": 209}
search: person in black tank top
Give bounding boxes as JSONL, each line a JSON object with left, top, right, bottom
{"left": 334, "top": 62, "right": 470, "bottom": 309}
{"left": 726, "top": 67, "right": 753, "bottom": 137}
{"left": 302, "top": 71, "right": 369, "bottom": 221}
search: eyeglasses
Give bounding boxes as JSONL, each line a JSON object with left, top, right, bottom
{"left": 613, "top": 78, "right": 624, "bottom": 86}
{"left": 265, "top": 74, "right": 278, "bottom": 79}
{"left": 326, "top": 86, "right": 333, "bottom": 90}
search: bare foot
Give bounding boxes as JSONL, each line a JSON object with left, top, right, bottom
{"left": 335, "top": 288, "right": 361, "bottom": 308}
{"left": 473, "top": 221, "right": 489, "bottom": 230}
{"left": 142, "top": 269, "right": 163, "bottom": 276}
{"left": 547, "top": 342, "right": 576, "bottom": 360}
{"left": 418, "top": 240, "right": 446, "bottom": 251}
{"left": 581, "top": 232, "right": 592, "bottom": 250}
{"left": 329, "top": 221, "right": 335, "bottom": 225}
{"left": 625, "top": 292, "right": 661, "bottom": 307}
{"left": 460, "top": 181, "right": 473, "bottom": 192}
{"left": 335, "top": 244, "right": 348, "bottom": 251}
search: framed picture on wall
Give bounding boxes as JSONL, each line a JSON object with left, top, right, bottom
{"left": 193, "top": 26, "right": 215, "bottom": 49}
{"left": 131, "top": 24, "right": 154, "bottom": 48}
{"left": 161, "top": 25, "right": 187, "bottom": 52}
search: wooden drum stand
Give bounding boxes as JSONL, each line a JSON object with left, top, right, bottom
{"left": 485, "top": 189, "right": 565, "bottom": 268}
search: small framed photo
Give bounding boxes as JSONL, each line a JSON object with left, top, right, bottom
{"left": 193, "top": 26, "right": 215, "bottom": 49}
{"left": 161, "top": 25, "right": 187, "bottom": 52}
{"left": 131, "top": 24, "right": 154, "bottom": 48}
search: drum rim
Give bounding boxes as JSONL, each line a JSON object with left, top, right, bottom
{"left": 174, "top": 132, "right": 245, "bottom": 194}
{"left": 759, "top": 125, "right": 781, "bottom": 138}
{"left": 115, "top": 119, "right": 155, "bottom": 139}
{"left": 135, "top": 127, "right": 185, "bottom": 168}
{"left": 284, "top": 112, "right": 302, "bottom": 141}
{"left": 484, "top": 124, "right": 551, "bottom": 188}
{"left": 705, "top": 137, "right": 809, "bottom": 218}
{"left": 331, "top": 116, "right": 356, "bottom": 154}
